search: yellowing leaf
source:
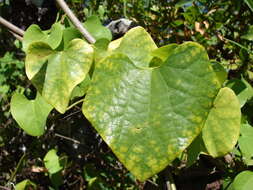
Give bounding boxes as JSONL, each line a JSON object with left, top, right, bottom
{"left": 83, "top": 42, "right": 220, "bottom": 181}
{"left": 25, "top": 39, "right": 93, "bottom": 113}
{"left": 23, "top": 23, "right": 63, "bottom": 52}
{"left": 202, "top": 87, "right": 241, "bottom": 157}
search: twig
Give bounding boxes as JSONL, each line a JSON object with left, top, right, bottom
{"left": 0, "top": 186, "right": 11, "bottom": 190}
{"left": 66, "top": 98, "right": 84, "bottom": 111}
{"left": 9, "top": 30, "right": 23, "bottom": 41}
{"left": 61, "top": 109, "right": 82, "bottom": 120}
{"left": 55, "top": 133, "right": 81, "bottom": 144}
{"left": 55, "top": 0, "right": 96, "bottom": 44}
{"left": 7, "top": 153, "right": 26, "bottom": 185}
{"left": 223, "top": 37, "right": 253, "bottom": 54}
{"left": 0, "top": 16, "right": 24, "bottom": 37}
{"left": 164, "top": 167, "right": 177, "bottom": 190}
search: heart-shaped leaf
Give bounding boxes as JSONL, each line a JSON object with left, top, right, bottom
{"left": 10, "top": 93, "right": 52, "bottom": 136}
{"left": 25, "top": 39, "right": 93, "bottom": 113}
{"left": 23, "top": 23, "right": 63, "bottom": 52}
{"left": 83, "top": 42, "right": 221, "bottom": 181}
{"left": 44, "top": 149, "right": 63, "bottom": 174}
{"left": 202, "top": 87, "right": 241, "bottom": 157}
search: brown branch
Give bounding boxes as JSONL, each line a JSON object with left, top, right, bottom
{"left": 9, "top": 31, "right": 23, "bottom": 41}
{"left": 55, "top": 133, "right": 81, "bottom": 144}
{"left": 0, "top": 186, "right": 11, "bottom": 190}
{"left": 55, "top": 0, "right": 96, "bottom": 44}
{"left": 0, "top": 16, "right": 24, "bottom": 37}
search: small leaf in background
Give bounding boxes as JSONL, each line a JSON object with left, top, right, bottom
{"left": 23, "top": 23, "right": 63, "bottom": 52}
{"left": 175, "top": 0, "right": 195, "bottom": 9}
{"left": 62, "top": 27, "right": 82, "bottom": 49}
{"left": 44, "top": 149, "right": 63, "bottom": 174}
{"left": 226, "top": 78, "right": 253, "bottom": 107}
{"left": 227, "top": 171, "right": 253, "bottom": 190}
{"left": 93, "top": 38, "right": 110, "bottom": 63}
{"left": 202, "top": 87, "right": 241, "bottom": 157}
{"left": 238, "top": 124, "right": 253, "bottom": 165}
{"left": 25, "top": 39, "right": 93, "bottom": 113}
{"left": 211, "top": 61, "right": 227, "bottom": 86}
{"left": 70, "top": 75, "right": 91, "bottom": 100}
{"left": 244, "top": 0, "right": 253, "bottom": 12}
{"left": 49, "top": 171, "right": 63, "bottom": 190}
{"left": 83, "top": 164, "right": 105, "bottom": 190}
{"left": 84, "top": 15, "right": 112, "bottom": 41}
{"left": 10, "top": 93, "right": 53, "bottom": 136}
{"left": 30, "top": 0, "right": 44, "bottom": 7}
{"left": 241, "top": 25, "right": 253, "bottom": 41}
{"left": 15, "top": 179, "right": 36, "bottom": 190}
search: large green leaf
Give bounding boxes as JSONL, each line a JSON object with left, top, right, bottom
{"left": 115, "top": 26, "right": 157, "bottom": 67}
{"left": 23, "top": 23, "right": 63, "bottom": 52}
{"left": 202, "top": 87, "right": 241, "bottom": 157}
{"left": 25, "top": 39, "right": 93, "bottom": 113}
{"left": 10, "top": 93, "right": 52, "bottom": 136}
{"left": 83, "top": 42, "right": 220, "bottom": 181}
{"left": 238, "top": 124, "right": 253, "bottom": 165}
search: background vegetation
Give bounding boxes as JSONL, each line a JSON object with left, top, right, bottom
{"left": 1, "top": 0, "right": 253, "bottom": 189}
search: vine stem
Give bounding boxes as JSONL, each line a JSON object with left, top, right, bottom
{"left": 55, "top": 0, "right": 96, "bottom": 44}
{"left": 55, "top": 133, "right": 80, "bottom": 144}
{"left": 6, "top": 153, "right": 26, "bottom": 186}
{"left": 66, "top": 98, "right": 84, "bottom": 111}
{"left": 123, "top": 0, "right": 127, "bottom": 18}
{"left": 164, "top": 167, "right": 177, "bottom": 190}
{"left": 9, "top": 31, "right": 23, "bottom": 41}
{"left": 0, "top": 16, "right": 25, "bottom": 37}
